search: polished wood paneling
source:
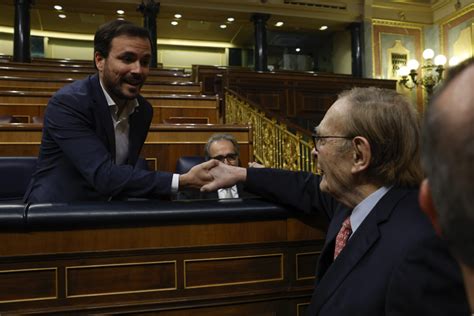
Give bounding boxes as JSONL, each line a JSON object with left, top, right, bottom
{"left": 0, "top": 220, "right": 285, "bottom": 256}
{"left": 0, "top": 92, "right": 219, "bottom": 125}
{"left": 96, "top": 298, "right": 311, "bottom": 315}
{"left": 163, "top": 117, "right": 209, "bottom": 124}
{"left": 0, "top": 214, "right": 324, "bottom": 314}
{"left": 0, "top": 65, "right": 191, "bottom": 82}
{"left": 226, "top": 71, "right": 396, "bottom": 128}
{"left": 287, "top": 215, "right": 327, "bottom": 241}
{"left": 0, "top": 124, "right": 252, "bottom": 172}
{"left": 297, "top": 302, "right": 310, "bottom": 316}
{"left": 0, "top": 76, "right": 202, "bottom": 94}
{"left": 148, "top": 95, "right": 219, "bottom": 124}
{"left": 184, "top": 254, "right": 283, "bottom": 289}
{"left": 66, "top": 261, "right": 177, "bottom": 297}
{"left": 0, "top": 268, "right": 57, "bottom": 303}
{"left": 192, "top": 64, "right": 226, "bottom": 94}
{"left": 193, "top": 66, "right": 396, "bottom": 129}
{"left": 296, "top": 252, "right": 319, "bottom": 281}
{"left": 0, "top": 61, "right": 181, "bottom": 73}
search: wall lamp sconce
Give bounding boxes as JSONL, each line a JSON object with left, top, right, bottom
{"left": 398, "top": 49, "right": 447, "bottom": 96}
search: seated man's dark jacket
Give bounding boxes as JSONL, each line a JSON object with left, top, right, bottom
{"left": 24, "top": 74, "right": 173, "bottom": 203}
{"left": 176, "top": 183, "right": 256, "bottom": 200}
{"left": 244, "top": 168, "right": 470, "bottom": 316}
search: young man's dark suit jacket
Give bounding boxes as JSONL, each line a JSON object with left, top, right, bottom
{"left": 244, "top": 168, "right": 470, "bottom": 316}
{"left": 24, "top": 74, "right": 173, "bottom": 203}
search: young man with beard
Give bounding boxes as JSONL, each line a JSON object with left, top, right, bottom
{"left": 201, "top": 87, "right": 470, "bottom": 315}
{"left": 24, "top": 20, "right": 212, "bottom": 203}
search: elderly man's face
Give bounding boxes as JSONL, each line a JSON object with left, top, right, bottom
{"left": 209, "top": 139, "right": 239, "bottom": 166}
{"left": 313, "top": 97, "right": 354, "bottom": 200}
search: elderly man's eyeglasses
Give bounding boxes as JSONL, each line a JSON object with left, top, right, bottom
{"left": 211, "top": 153, "right": 238, "bottom": 162}
{"left": 312, "top": 134, "right": 352, "bottom": 151}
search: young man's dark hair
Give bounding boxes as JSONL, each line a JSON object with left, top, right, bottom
{"left": 93, "top": 20, "right": 152, "bottom": 69}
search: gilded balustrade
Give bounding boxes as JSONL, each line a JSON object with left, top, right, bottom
{"left": 225, "top": 92, "right": 316, "bottom": 173}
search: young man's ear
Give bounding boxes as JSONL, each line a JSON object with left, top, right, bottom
{"left": 94, "top": 52, "right": 105, "bottom": 71}
{"left": 351, "top": 136, "right": 371, "bottom": 174}
{"left": 419, "top": 179, "right": 443, "bottom": 236}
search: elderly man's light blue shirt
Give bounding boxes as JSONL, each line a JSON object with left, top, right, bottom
{"left": 350, "top": 186, "right": 391, "bottom": 237}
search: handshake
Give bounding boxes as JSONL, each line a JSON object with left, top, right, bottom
{"left": 178, "top": 160, "right": 264, "bottom": 192}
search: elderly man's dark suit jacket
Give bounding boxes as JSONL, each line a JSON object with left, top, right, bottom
{"left": 24, "top": 74, "right": 173, "bottom": 203}
{"left": 244, "top": 168, "right": 470, "bottom": 316}
{"left": 176, "top": 183, "right": 255, "bottom": 200}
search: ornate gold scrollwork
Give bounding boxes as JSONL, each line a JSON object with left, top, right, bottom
{"left": 225, "top": 92, "right": 316, "bottom": 173}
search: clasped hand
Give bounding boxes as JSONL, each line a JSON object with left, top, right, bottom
{"left": 182, "top": 160, "right": 245, "bottom": 192}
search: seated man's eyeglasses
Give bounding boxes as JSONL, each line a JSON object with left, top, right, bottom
{"left": 211, "top": 153, "right": 238, "bottom": 163}
{"left": 312, "top": 134, "right": 352, "bottom": 151}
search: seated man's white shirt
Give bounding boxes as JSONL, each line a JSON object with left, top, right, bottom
{"left": 218, "top": 185, "right": 239, "bottom": 199}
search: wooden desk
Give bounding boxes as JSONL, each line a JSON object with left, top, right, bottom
{"left": 0, "top": 123, "right": 252, "bottom": 172}
{"left": 0, "top": 65, "right": 191, "bottom": 82}
{"left": 0, "top": 76, "right": 202, "bottom": 95}
{"left": 0, "top": 200, "right": 326, "bottom": 315}
{"left": 0, "top": 91, "right": 219, "bottom": 124}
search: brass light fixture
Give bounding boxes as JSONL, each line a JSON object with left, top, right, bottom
{"left": 398, "top": 49, "right": 447, "bottom": 96}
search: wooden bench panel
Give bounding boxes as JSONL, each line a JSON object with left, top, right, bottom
{"left": 0, "top": 91, "right": 219, "bottom": 124}
{"left": 0, "top": 91, "right": 51, "bottom": 101}
{"left": 141, "top": 81, "right": 202, "bottom": 94}
{"left": 163, "top": 117, "right": 209, "bottom": 124}
{"left": 0, "top": 65, "right": 192, "bottom": 82}
{"left": 0, "top": 76, "right": 202, "bottom": 94}
{"left": 0, "top": 55, "right": 95, "bottom": 67}
{"left": 0, "top": 61, "right": 186, "bottom": 75}
{"left": 0, "top": 124, "right": 252, "bottom": 172}
{"left": 0, "top": 76, "right": 73, "bottom": 91}
{"left": 0, "top": 218, "right": 319, "bottom": 314}
{"left": 148, "top": 95, "right": 219, "bottom": 124}
{"left": 0, "top": 56, "right": 166, "bottom": 69}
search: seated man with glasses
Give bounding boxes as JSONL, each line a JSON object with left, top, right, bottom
{"left": 177, "top": 133, "right": 255, "bottom": 200}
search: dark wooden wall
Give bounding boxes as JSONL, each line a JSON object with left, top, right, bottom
{"left": 193, "top": 65, "right": 397, "bottom": 130}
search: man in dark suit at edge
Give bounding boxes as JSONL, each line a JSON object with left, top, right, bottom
{"left": 420, "top": 57, "right": 474, "bottom": 312}
{"left": 202, "top": 87, "right": 470, "bottom": 315}
{"left": 24, "top": 20, "right": 213, "bottom": 203}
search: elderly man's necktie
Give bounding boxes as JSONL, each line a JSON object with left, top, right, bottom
{"left": 334, "top": 216, "right": 352, "bottom": 260}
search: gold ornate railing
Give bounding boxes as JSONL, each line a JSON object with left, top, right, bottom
{"left": 225, "top": 91, "right": 316, "bottom": 173}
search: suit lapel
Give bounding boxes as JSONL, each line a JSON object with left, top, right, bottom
{"left": 310, "top": 216, "right": 380, "bottom": 313}
{"left": 310, "top": 188, "right": 408, "bottom": 314}
{"left": 90, "top": 74, "right": 116, "bottom": 160}
{"left": 315, "top": 207, "right": 351, "bottom": 280}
